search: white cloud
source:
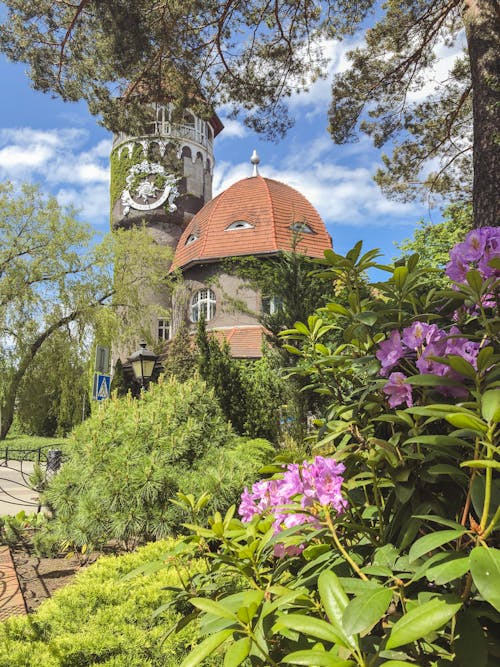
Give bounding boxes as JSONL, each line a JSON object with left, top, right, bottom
{"left": 217, "top": 117, "right": 248, "bottom": 140}
{"left": 288, "top": 38, "right": 359, "bottom": 115}
{"left": 55, "top": 183, "right": 110, "bottom": 226}
{"left": 0, "top": 126, "right": 111, "bottom": 225}
{"left": 214, "top": 150, "right": 419, "bottom": 229}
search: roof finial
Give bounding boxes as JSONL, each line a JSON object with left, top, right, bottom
{"left": 250, "top": 149, "right": 260, "bottom": 176}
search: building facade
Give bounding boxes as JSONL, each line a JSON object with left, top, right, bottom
{"left": 110, "top": 104, "right": 332, "bottom": 359}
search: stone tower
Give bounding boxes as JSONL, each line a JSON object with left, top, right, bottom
{"left": 110, "top": 102, "right": 223, "bottom": 344}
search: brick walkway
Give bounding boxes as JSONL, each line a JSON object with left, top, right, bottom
{"left": 0, "top": 545, "right": 26, "bottom": 620}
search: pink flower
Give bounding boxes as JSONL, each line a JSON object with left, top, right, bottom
{"left": 376, "top": 330, "right": 406, "bottom": 375}
{"left": 382, "top": 372, "right": 413, "bottom": 408}
{"left": 238, "top": 457, "right": 348, "bottom": 556}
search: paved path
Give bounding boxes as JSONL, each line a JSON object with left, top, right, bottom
{"left": 0, "top": 546, "right": 26, "bottom": 620}
{"left": 0, "top": 461, "right": 40, "bottom": 515}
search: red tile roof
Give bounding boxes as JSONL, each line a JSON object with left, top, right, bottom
{"left": 171, "top": 176, "right": 331, "bottom": 270}
{"left": 211, "top": 326, "right": 267, "bottom": 358}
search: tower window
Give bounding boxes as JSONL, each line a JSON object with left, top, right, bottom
{"left": 225, "top": 220, "right": 254, "bottom": 231}
{"left": 157, "top": 318, "right": 171, "bottom": 341}
{"left": 191, "top": 288, "right": 216, "bottom": 322}
{"left": 261, "top": 296, "right": 283, "bottom": 315}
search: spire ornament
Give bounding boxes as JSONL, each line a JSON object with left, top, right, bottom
{"left": 250, "top": 150, "right": 260, "bottom": 176}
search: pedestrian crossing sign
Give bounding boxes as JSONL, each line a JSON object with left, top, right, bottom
{"left": 93, "top": 373, "right": 111, "bottom": 401}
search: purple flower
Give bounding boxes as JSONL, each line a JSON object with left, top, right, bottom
{"left": 382, "top": 372, "right": 413, "bottom": 408}
{"left": 238, "top": 457, "right": 348, "bottom": 556}
{"left": 376, "top": 330, "right": 406, "bottom": 375}
{"left": 402, "top": 322, "right": 437, "bottom": 350}
{"left": 446, "top": 227, "right": 500, "bottom": 284}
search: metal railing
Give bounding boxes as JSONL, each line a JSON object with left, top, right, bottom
{"left": 112, "top": 122, "right": 213, "bottom": 151}
{"left": 0, "top": 446, "right": 66, "bottom": 514}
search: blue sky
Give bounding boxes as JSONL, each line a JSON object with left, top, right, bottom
{"left": 0, "top": 32, "right": 462, "bottom": 264}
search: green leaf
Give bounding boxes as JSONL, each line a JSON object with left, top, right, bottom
{"left": 404, "top": 435, "right": 470, "bottom": 448}
{"left": 386, "top": 595, "right": 462, "bottom": 649}
{"left": 223, "top": 637, "right": 251, "bottom": 667}
{"left": 447, "top": 354, "right": 476, "bottom": 379}
{"left": 425, "top": 554, "right": 470, "bottom": 585}
{"left": 405, "top": 374, "right": 462, "bottom": 387}
{"left": 461, "top": 459, "right": 500, "bottom": 470}
{"left": 409, "top": 529, "right": 467, "bottom": 563}
{"left": 469, "top": 547, "right": 500, "bottom": 612}
{"left": 276, "top": 613, "right": 344, "bottom": 645}
{"left": 412, "top": 515, "right": 466, "bottom": 530}
{"left": 466, "top": 268, "right": 483, "bottom": 293}
{"left": 355, "top": 311, "right": 377, "bottom": 326}
{"left": 476, "top": 346, "right": 494, "bottom": 371}
{"left": 180, "top": 629, "right": 234, "bottom": 667}
{"left": 481, "top": 389, "right": 500, "bottom": 423}
{"left": 380, "top": 663, "right": 416, "bottom": 667}
{"left": 317, "top": 571, "right": 356, "bottom": 649}
{"left": 190, "top": 598, "right": 236, "bottom": 620}
{"left": 454, "top": 610, "right": 488, "bottom": 667}
{"left": 283, "top": 651, "right": 355, "bottom": 666}
{"left": 393, "top": 266, "right": 408, "bottom": 289}
{"left": 342, "top": 586, "right": 393, "bottom": 635}
{"left": 303, "top": 544, "right": 331, "bottom": 561}
{"left": 325, "top": 303, "right": 350, "bottom": 316}
{"left": 445, "top": 413, "right": 488, "bottom": 433}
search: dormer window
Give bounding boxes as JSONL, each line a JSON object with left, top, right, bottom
{"left": 185, "top": 233, "right": 199, "bottom": 245}
{"left": 290, "top": 222, "right": 314, "bottom": 234}
{"left": 225, "top": 220, "right": 254, "bottom": 231}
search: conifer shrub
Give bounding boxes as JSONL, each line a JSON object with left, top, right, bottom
{"left": 0, "top": 540, "right": 216, "bottom": 667}
{"left": 41, "top": 376, "right": 272, "bottom": 551}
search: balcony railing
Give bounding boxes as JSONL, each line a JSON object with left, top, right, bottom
{"left": 113, "top": 122, "right": 213, "bottom": 151}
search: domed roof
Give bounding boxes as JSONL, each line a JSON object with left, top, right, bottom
{"left": 171, "top": 176, "right": 331, "bottom": 270}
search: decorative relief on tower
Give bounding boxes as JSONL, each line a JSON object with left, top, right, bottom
{"left": 120, "top": 160, "right": 180, "bottom": 216}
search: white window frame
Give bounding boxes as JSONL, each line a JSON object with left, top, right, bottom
{"left": 290, "top": 222, "right": 314, "bottom": 234}
{"left": 225, "top": 220, "right": 254, "bottom": 231}
{"left": 190, "top": 288, "right": 216, "bottom": 322}
{"left": 261, "top": 295, "right": 283, "bottom": 315}
{"left": 157, "top": 318, "right": 171, "bottom": 342}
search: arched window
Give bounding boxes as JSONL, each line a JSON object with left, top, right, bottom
{"left": 185, "top": 233, "right": 198, "bottom": 245}
{"left": 290, "top": 222, "right": 314, "bottom": 234}
{"left": 225, "top": 220, "right": 254, "bottom": 231}
{"left": 190, "top": 288, "right": 216, "bottom": 322}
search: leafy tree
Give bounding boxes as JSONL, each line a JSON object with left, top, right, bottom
{"left": 16, "top": 326, "right": 90, "bottom": 436}
{"left": 0, "top": 182, "right": 172, "bottom": 439}
{"left": 395, "top": 202, "right": 474, "bottom": 287}
{"left": 162, "top": 322, "right": 197, "bottom": 382}
{"left": 226, "top": 249, "right": 330, "bottom": 348}
{"left": 0, "top": 1, "right": 497, "bottom": 225}
{"left": 109, "top": 358, "right": 129, "bottom": 398}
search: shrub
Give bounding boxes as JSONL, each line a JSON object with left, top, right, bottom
{"left": 43, "top": 376, "right": 234, "bottom": 550}
{"left": 157, "top": 234, "right": 499, "bottom": 666}
{"left": 0, "top": 540, "right": 218, "bottom": 667}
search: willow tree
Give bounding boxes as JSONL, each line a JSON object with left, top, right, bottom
{"left": 0, "top": 182, "right": 172, "bottom": 439}
{"left": 0, "top": 1, "right": 498, "bottom": 226}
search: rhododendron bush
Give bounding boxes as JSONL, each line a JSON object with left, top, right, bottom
{"left": 149, "top": 230, "right": 498, "bottom": 667}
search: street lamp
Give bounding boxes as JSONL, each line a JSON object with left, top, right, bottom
{"left": 127, "top": 341, "right": 158, "bottom": 388}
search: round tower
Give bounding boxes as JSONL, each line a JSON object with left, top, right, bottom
{"left": 110, "top": 102, "right": 222, "bottom": 352}
{"left": 110, "top": 103, "right": 223, "bottom": 250}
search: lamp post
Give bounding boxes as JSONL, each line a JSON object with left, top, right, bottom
{"left": 127, "top": 341, "right": 158, "bottom": 389}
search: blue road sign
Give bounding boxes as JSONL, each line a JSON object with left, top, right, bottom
{"left": 93, "top": 373, "right": 111, "bottom": 401}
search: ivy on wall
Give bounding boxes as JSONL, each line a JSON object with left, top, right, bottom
{"left": 109, "top": 141, "right": 183, "bottom": 220}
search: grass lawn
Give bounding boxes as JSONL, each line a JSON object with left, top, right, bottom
{"left": 0, "top": 434, "right": 68, "bottom": 461}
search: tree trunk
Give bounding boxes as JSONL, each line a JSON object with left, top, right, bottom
{"left": 463, "top": 0, "right": 500, "bottom": 227}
